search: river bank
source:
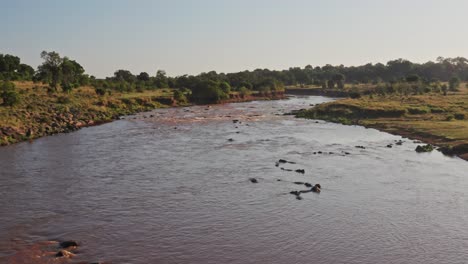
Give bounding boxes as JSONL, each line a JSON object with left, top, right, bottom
{"left": 295, "top": 88, "right": 468, "bottom": 161}
{"left": 0, "top": 82, "right": 284, "bottom": 146}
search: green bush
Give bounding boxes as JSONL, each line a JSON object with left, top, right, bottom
{"left": 407, "top": 107, "right": 429, "bottom": 115}
{"left": 1, "top": 81, "right": 20, "bottom": 106}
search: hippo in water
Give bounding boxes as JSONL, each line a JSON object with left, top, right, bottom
{"left": 311, "top": 184, "right": 321, "bottom": 193}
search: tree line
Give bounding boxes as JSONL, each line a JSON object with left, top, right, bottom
{"left": 1, "top": 51, "right": 468, "bottom": 105}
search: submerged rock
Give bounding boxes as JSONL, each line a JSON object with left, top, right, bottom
{"left": 55, "top": 250, "right": 75, "bottom": 258}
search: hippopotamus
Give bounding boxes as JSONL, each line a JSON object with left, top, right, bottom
{"left": 311, "top": 184, "right": 321, "bottom": 193}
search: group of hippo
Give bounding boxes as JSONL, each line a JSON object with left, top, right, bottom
{"left": 249, "top": 158, "right": 322, "bottom": 200}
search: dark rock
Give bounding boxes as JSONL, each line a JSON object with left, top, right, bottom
{"left": 304, "top": 182, "right": 312, "bottom": 187}
{"left": 290, "top": 191, "right": 300, "bottom": 196}
{"left": 278, "top": 159, "right": 287, "bottom": 163}
{"left": 344, "top": 152, "right": 350, "bottom": 155}
{"left": 296, "top": 195, "right": 303, "bottom": 200}
{"left": 396, "top": 140, "right": 404, "bottom": 145}
{"left": 415, "top": 144, "right": 434, "bottom": 153}
{"left": 295, "top": 169, "right": 305, "bottom": 174}
{"left": 318, "top": 151, "right": 323, "bottom": 154}
{"left": 236, "top": 131, "right": 240, "bottom": 134}
{"left": 59, "top": 241, "right": 78, "bottom": 248}
{"left": 275, "top": 162, "right": 279, "bottom": 167}
{"left": 386, "top": 144, "right": 393, "bottom": 148}
{"left": 277, "top": 179, "right": 282, "bottom": 181}
{"left": 293, "top": 181, "right": 304, "bottom": 185}
{"left": 228, "top": 138, "right": 234, "bottom": 142}
{"left": 313, "top": 152, "right": 317, "bottom": 154}
{"left": 232, "top": 119, "right": 239, "bottom": 123}
{"left": 329, "top": 152, "right": 334, "bottom": 154}
{"left": 249, "top": 178, "right": 258, "bottom": 183}
{"left": 355, "top": 146, "right": 366, "bottom": 149}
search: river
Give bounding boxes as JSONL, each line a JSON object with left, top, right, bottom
{"left": 1, "top": 96, "right": 467, "bottom": 264}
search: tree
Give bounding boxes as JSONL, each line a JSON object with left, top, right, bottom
{"left": 38, "top": 51, "right": 63, "bottom": 91}
{"left": 332, "top": 73, "right": 345, "bottom": 89}
{"left": 154, "top": 70, "right": 169, "bottom": 88}
{"left": 191, "top": 80, "right": 228, "bottom": 103}
{"left": 114, "top": 69, "right": 135, "bottom": 83}
{"left": 449, "top": 76, "right": 460, "bottom": 91}
{"left": 137, "top": 72, "right": 150, "bottom": 82}
{"left": 61, "top": 57, "right": 85, "bottom": 92}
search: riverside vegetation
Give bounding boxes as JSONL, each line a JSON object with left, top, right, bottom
{"left": 1, "top": 52, "right": 468, "bottom": 160}
{"left": 295, "top": 82, "right": 468, "bottom": 161}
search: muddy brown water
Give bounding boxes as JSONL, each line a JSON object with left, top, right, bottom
{"left": 1, "top": 96, "right": 467, "bottom": 264}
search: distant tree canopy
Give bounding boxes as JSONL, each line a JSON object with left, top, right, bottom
{"left": 3, "top": 52, "right": 468, "bottom": 97}
{"left": 0, "top": 54, "right": 34, "bottom": 81}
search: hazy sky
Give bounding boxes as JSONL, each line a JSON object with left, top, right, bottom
{"left": 2, "top": 0, "right": 468, "bottom": 77}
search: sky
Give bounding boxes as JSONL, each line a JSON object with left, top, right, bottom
{"left": 1, "top": 0, "right": 468, "bottom": 78}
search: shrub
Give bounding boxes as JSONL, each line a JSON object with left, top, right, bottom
{"left": 1, "top": 81, "right": 20, "bottom": 106}
{"left": 56, "top": 95, "right": 71, "bottom": 104}
{"left": 430, "top": 107, "right": 445, "bottom": 113}
{"left": 454, "top": 113, "right": 465, "bottom": 120}
{"left": 407, "top": 107, "right": 429, "bottom": 115}
{"left": 173, "top": 89, "right": 188, "bottom": 103}
{"left": 95, "top": 87, "right": 107, "bottom": 96}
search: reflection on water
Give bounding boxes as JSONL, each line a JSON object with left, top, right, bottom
{"left": 1, "top": 96, "right": 467, "bottom": 264}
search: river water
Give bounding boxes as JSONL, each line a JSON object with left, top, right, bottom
{"left": 1, "top": 96, "right": 467, "bottom": 264}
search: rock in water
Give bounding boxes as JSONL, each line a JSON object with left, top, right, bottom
{"left": 415, "top": 144, "right": 434, "bottom": 153}
{"left": 55, "top": 250, "right": 75, "bottom": 258}
{"left": 295, "top": 169, "right": 305, "bottom": 174}
{"left": 249, "top": 178, "right": 258, "bottom": 183}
